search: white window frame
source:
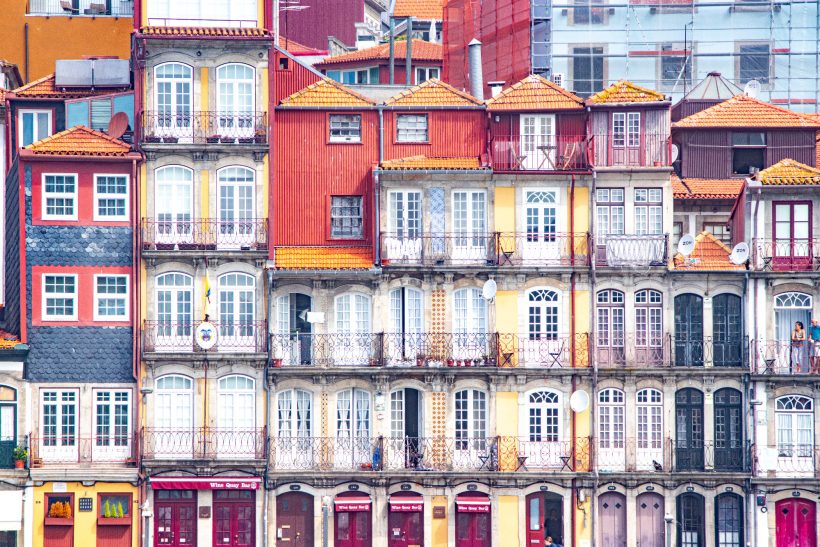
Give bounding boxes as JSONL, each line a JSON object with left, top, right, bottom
{"left": 42, "top": 173, "right": 78, "bottom": 221}
{"left": 396, "top": 114, "right": 429, "bottom": 143}
{"left": 93, "top": 274, "right": 130, "bottom": 321}
{"left": 18, "top": 109, "right": 52, "bottom": 147}
{"left": 93, "top": 174, "right": 130, "bottom": 221}
{"left": 42, "top": 274, "right": 78, "bottom": 321}
{"left": 415, "top": 66, "right": 441, "bottom": 84}
{"left": 40, "top": 389, "right": 78, "bottom": 461}
{"left": 329, "top": 114, "right": 362, "bottom": 143}
{"left": 93, "top": 389, "right": 131, "bottom": 459}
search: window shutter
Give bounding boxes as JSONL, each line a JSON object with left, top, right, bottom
{"left": 90, "top": 99, "right": 113, "bottom": 131}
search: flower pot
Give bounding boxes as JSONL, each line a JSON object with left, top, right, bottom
{"left": 238, "top": 137, "right": 255, "bottom": 144}
{"left": 98, "top": 516, "right": 131, "bottom": 526}
{"left": 447, "top": 359, "right": 454, "bottom": 367}
{"left": 14, "top": 459, "right": 24, "bottom": 469}
{"left": 220, "top": 137, "right": 236, "bottom": 144}
{"left": 254, "top": 135, "right": 266, "bottom": 144}
{"left": 416, "top": 357, "right": 425, "bottom": 367}
{"left": 206, "top": 136, "right": 221, "bottom": 144}
{"left": 144, "top": 136, "right": 161, "bottom": 143}
{"left": 162, "top": 137, "right": 178, "bottom": 143}
{"left": 272, "top": 358, "right": 283, "bottom": 368}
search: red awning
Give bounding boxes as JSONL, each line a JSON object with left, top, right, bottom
{"left": 456, "top": 497, "right": 491, "bottom": 513}
{"left": 335, "top": 495, "right": 372, "bottom": 512}
{"left": 150, "top": 477, "right": 261, "bottom": 490}
{"left": 389, "top": 495, "right": 423, "bottom": 512}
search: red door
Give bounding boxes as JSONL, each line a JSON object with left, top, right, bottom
{"left": 276, "top": 492, "right": 314, "bottom": 547}
{"left": 776, "top": 498, "right": 817, "bottom": 547}
{"left": 388, "top": 493, "right": 424, "bottom": 547}
{"left": 335, "top": 511, "right": 372, "bottom": 547}
{"left": 455, "top": 493, "right": 491, "bottom": 547}
{"left": 773, "top": 202, "right": 812, "bottom": 271}
{"left": 213, "top": 490, "right": 255, "bottom": 547}
{"left": 154, "top": 491, "right": 196, "bottom": 547}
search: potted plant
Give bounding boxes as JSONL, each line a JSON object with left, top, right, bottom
{"left": 144, "top": 135, "right": 161, "bottom": 143}
{"left": 206, "top": 135, "right": 221, "bottom": 144}
{"left": 45, "top": 498, "right": 74, "bottom": 525}
{"left": 416, "top": 354, "right": 426, "bottom": 367}
{"left": 271, "top": 358, "right": 283, "bottom": 368}
{"left": 162, "top": 136, "right": 179, "bottom": 143}
{"left": 446, "top": 358, "right": 455, "bottom": 367}
{"left": 238, "top": 136, "right": 255, "bottom": 144}
{"left": 486, "top": 355, "right": 497, "bottom": 367}
{"left": 98, "top": 495, "right": 131, "bottom": 525}
{"left": 12, "top": 446, "right": 26, "bottom": 469}
{"left": 473, "top": 357, "right": 482, "bottom": 367}
{"left": 254, "top": 129, "right": 266, "bottom": 144}
{"left": 219, "top": 135, "right": 236, "bottom": 144}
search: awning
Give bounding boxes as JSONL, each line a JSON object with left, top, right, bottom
{"left": 389, "top": 495, "right": 423, "bottom": 512}
{"left": 456, "top": 497, "right": 491, "bottom": 513}
{"left": 0, "top": 490, "right": 22, "bottom": 531}
{"left": 150, "top": 477, "right": 261, "bottom": 490}
{"left": 335, "top": 495, "right": 372, "bottom": 512}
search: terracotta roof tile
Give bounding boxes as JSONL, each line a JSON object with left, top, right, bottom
{"left": 587, "top": 80, "right": 667, "bottom": 105}
{"left": 24, "top": 126, "right": 133, "bottom": 157}
{"left": 486, "top": 74, "right": 584, "bottom": 111}
{"left": 673, "top": 231, "right": 744, "bottom": 271}
{"left": 139, "top": 26, "right": 270, "bottom": 38}
{"left": 385, "top": 78, "right": 481, "bottom": 106}
{"left": 12, "top": 74, "right": 126, "bottom": 99}
{"left": 0, "top": 88, "right": 6, "bottom": 102}
{"left": 672, "top": 175, "right": 745, "bottom": 199}
{"left": 393, "top": 0, "right": 443, "bottom": 19}
{"left": 279, "top": 78, "right": 376, "bottom": 107}
{"left": 274, "top": 246, "right": 373, "bottom": 269}
{"left": 673, "top": 95, "right": 820, "bottom": 128}
{"left": 380, "top": 155, "right": 484, "bottom": 170}
{"left": 0, "top": 329, "right": 20, "bottom": 350}
{"left": 754, "top": 159, "right": 820, "bottom": 185}
{"left": 316, "top": 40, "right": 441, "bottom": 66}
{"left": 278, "top": 36, "right": 326, "bottom": 55}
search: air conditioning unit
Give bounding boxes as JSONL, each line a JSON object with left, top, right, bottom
{"left": 552, "top": 73, "right": 565, "bottom": 88}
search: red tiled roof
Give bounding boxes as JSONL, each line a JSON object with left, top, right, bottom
{"left": 486, "top": 74, "right": 584, "bottom": 111}
{"left": 380, "top": 155, "right": 483, "bottom": 170}
{"left": 393, "top": 0, "right": 443, "bottom": 19}
{"left": 673, "top": 231, "right": 744, "bottom": 271}
{"left": 672, "top": 175, "right": 745, "bottom": 199}
{"left": 587, "top": 80, "right": 667, "bottom": 105}
{"left": 316, "top": 40, "right": 442, "bottom": 67}
{"left": 139, "top": 26, "right": 270, "bottom": 38}
{"left": 24, "top": 126, "right": 134, "bottom": 157}
{"left": 754, "top": 159, "right": 820, "bottom": 185}
{"left": 385, "top": 78, "right": 481, "bottom": 106}
{"left": 279, "top": 78, "right": 376, "bottom": 107}
{"left": 0, "top": 329, "right": 20, "bottom": 350}
{"left": 12, "top": 74, "right": 126, "bottom": 99}
{"left": 673, "top": 95, "right": 820, "bottom": 128}
{"left": 0, "top": 88, "right": 6, "bottom": 102}
{"left": 274, "top": 247, "right": 373, "bottom": 269}
{"left": 278, "top": 36, "right": 326, "bottom": 55}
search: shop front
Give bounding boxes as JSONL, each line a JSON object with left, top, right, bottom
{"left": 388, "top": 492, "right": 423, "bottom": 547}
{"left": 334, "top": 492, "right": 372, "bottom": 547}
{"left": 455, "top": 492, "right": 490, "bottom": 547}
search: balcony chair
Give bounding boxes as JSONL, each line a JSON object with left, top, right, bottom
{"left": 60, "top": 1, "right": 79, "bottom": 14}
{"left": 559, "top": 142, "right": 578, "bottom": 169}
{"left": 85, "top": 2, "right": 108, "bottom": 14}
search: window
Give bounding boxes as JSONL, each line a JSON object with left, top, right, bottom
{"left": 660, "top": 44, "right": 691, "bottom": 87}
{"left": 217, "top": 375, "right": 255, "bottom": 433}
{"left": 41, "top": 390, "right": 77, "bottom": 451}
{"left": 277, "top": 389, "right": 312, "bottom": 437}
{"left": 218, "top": 273, "right": 255, "bottom": 341}
{"left": 596, "top": 289, "right": 624, "bottom": 350}
{"left": 94, "top": 175, "right": 129, "bottom": 221}
{"left": 147, "top": 0, "right": 257, "bottom": 27}
{"left": 635, "top": 289, "right": 663, "bottom": 348}
{"left": 155, "top": 166, "right": 194, "bottom": 244}
{"left": 455, "top": 389, "right": 487, "bottom": 449}
{"left": 326, "top": 67, "right": 379, "bottom": 85}
{"left": 528, "top": 289, "right": 560, "bottom": 340}
{"left": 571, "top": 46, "right": 604, "bottom": 96}
{"left": 775, "top": 395, "right": 813, "bottom": 463}
{"left": 43, "top": 274, "right": 77, "bottom": 321}
{"left": 415, "top": 67, "right": 441, "bottom": 84}
{"left": 329, "top": 115, "right": 362, "bottom": 143}
{"left": 153, "top": 63, "right": 192, "bottom": 139}
{"left": 672, "top": 222, "right": 683, "bottom": 247}
{"left": 94, "top": 275, "right": 129, "bottom": 321}
{"left": 613, "top": 112, "right": 640, "bottom": 148}
{"left": 396, "top": 114, "right": 428, "bottom": 142}
{"left": 636, "top": 388, "right": 663, "bottom": 470}
{"left": 732, "top": 132, "right": 766, "bottom": 174}
{"left": 572, "top": 0, "right": 605, "bottom": 24}
{"left": 716, "top": 493, "right": 744, "bottom": 547}
{"left": 94, "top": 390, "right": 130, "bottom": 448}
{"left": 527, "top": 390, "right": 561, "bottom": 443}
{"left": 18, "top": 109, "right": 52, "bottom": 147}
{"left": 738, "top": 43, "right": 770, "bottom": 84}
{"left": 677, "top": 493, "right": 705, "bottom": 547}
{"left": 596, "top": 188, "right": 625, "bottom": 237}
{"left": 42, "top": 174, "right": 77, "bottom": 220}
{"left": 330, "top": 196, "right": 363, "bottom": 238}
{"left": 705, "top": 223, "right": 731, "bottom": 244}
{"left": 217, "top": 64, "right": 255, "bottom": 137}
{"left": 635, "top": 188, "right": 663, "bottom": 235}
{"left": 388, "top": 190, "right": 422, "bottom": 238}
{"left": 598, "top": 389, "right": 625, "bottom": 463}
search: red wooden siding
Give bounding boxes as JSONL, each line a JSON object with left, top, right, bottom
{"left": 383, "top": 110, "right": 485, "bottom": 160}
{"left": 96, "top": 525, "right": 130, "bottom": 547}
{"left": 273, "top": 52, "right": 322, "bottom": 105}
{"left": 679, "top": 130, "right": 730, "bottom": 179}
{"left": 275, "top": 0, "right": 363, "bottom": 50}
{"left": 767, "top": 130, "right": 817, "bottom": 167}
{"left": 44, "top": 526, "right": 73, "bottom": 547}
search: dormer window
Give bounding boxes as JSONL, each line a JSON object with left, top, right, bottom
{"left": 731, "top": 132, "right": 766, "bottom": 175}
{"left": 613, "top": 112, "right": 640, "bottom": 147}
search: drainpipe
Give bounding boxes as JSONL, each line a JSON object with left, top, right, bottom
{"left": 263, "top": 268, "right": 274, "bottom": 547}
{"left": 467, "top": 39, "right": 484, "bottom": 100}
{"left": 375, "top": 107, "right": 384, "bottom": 264}
{"left": 388, "top": 17, "right": 395, "bottom": 85}
{"left": 570, "top": 175, "right": 575, "bottom": 266}
{"left": 24, "top": 24, "right": 29, "bottom": 83}
{"left": 405, "top": 18, "right": 413, "bottom": 85}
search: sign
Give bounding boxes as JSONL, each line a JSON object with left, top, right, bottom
{"left": 289, "top": 485, "right": 301, "bottom": 491}
{"left": 334, "top": 496, "right": 371, "bottom": 512}
{"left": 195, "top": 322, "right": 217, "bottom": 350}
{"left": 52, "top": 483, "right": 67, "bottom": 493}
{"left": 456, "top": 500, "right": 490, "bottom": 513}
{"left": 433, "top": 506, "right": 446, "bottom": 519}
{"left": 389, "top": 496, "right": 423, "bottom": 512}
{"left": 78, "top": 498, "right": 93, "bottom": 512}
{"left": 199, "top": 506, "right": 211, "bottom": 519}
{"left": 151, "top": 477, "right": 261, "bottom": 490}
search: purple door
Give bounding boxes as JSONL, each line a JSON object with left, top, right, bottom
{"left": 776, "top": 498, "right": 817, "bottom": 547}
{"left": 598, "top": 492, "right": 626, "bottom": 547}
{"left": 636, "top": 493, "right": 664, "bottom": 547}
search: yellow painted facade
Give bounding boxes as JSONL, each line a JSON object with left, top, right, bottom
{"left": 430, "top": 495, "right": 448, "bottom": 546}
{"left": 497, "top": 496, "right": 520, "bottom": 546}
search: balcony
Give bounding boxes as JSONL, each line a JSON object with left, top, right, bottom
{"left": 141, "top": 219, "right": 268, "bottom": 252}
{"left": 594, "top": 234, "right": 668, "bottom": 267}
{"left": 595, "top": 437, "right": 665, "bottom": 473}
{"left": 0, "top": 437, "right": 27, "bottom": 470}
{"left": 752, "top": 239, "right": 820, "bottom": 272}
{"left": 671, "top": 440, "right": 751, "bottom": 473}
{"left": 29, "top": 435, "right": 136, "bottom": 466}
{"left": 141, "top": 428, "right": 267, "bottom": 461}
{"left": 142, "top": 111, "right": 268, "bottom": 146}
{"left": 380, "top": 232, "right": 590, "bottom": 268}
{"left": 143, "top": 321, "right": 267, "bottom": 354}
{"left": 28, "top": 0, "right": 133, "bottom": 16}
{"left": 754, "top": 444, "right": 817, "bottom": 478}
{"left": 596, "top": 335, "right": 747, "bottom": 369}
{"left": 489, "top": 135, "right": 590, "bottom": 172}
{"left": 751, "top": 339, "right": 816, "bottom": 375}
{"left": 590, "top": 133, "right": 670, "bottom": 168}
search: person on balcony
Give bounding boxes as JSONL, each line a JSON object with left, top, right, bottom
{"left": 791, "top": 321, "right": 808, "bottom": 373}
{"left": 810, "top": 319, "right": 820, "bottom": 374}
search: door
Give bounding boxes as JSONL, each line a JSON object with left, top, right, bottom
{"left": 387, "top": 510, "right": 423, "bottom": 547}
{"left": 218, "top": 273, "right": 256, "bottom": 351}
{"left": 155, "top": 166, "right": 194, "bottom": 247}
{"left": 635, "top": 290, "right": 664, "bottom": 366}
{"left": 155, "top": 273, "right": 193, "bottom": 352}
{"left": 275, "top": 389, "right": 312, "bottom": 469}
{"left": 154, "top": 63, "right": 192, "bottom": 140}
{"left": 523, "top": 289, "right": 563, "bottom": 367}
{"left": 776, "top": 498, "right": 816, "bottom": 547}
{"left": 596, "top": 289, "right": 625, "bottom": 367}
{"left": 452, "top": 191, "right": 488, "bottom": 262}
{"left": 455, "top": 510, "right": 491, "bottom": 547}
{"left": 276, "top": 492, "right": 313, "bottom": 547}
{"left": 520, "top": 114, "right": 556, "bottom": 170}
{"left": 773, "top": 202, "right": 811, "bottom": 270}
{"left": 217, "top": 167, "right": 255, "bottom": 249}
{"left": 715, "top": 493, "right": 744, "bottom": 547}
{"left": 713, "top": 294, "right": 742, "bottom": 367}
{"left": 675, "top": 294, "right": 704, "bottom": 366}
{"left": 0, "top": 396, "right": 15, "bottom": 468}
{"left": 154, "top": 376, "right": 193, "bottom": 458}
{"left": 454, "top": 389, "right": 487, "bottom": 468}
{"left": 595, "top": 188, "right": 625, "bottom": 265}
{"left": 41, "top": 390, "right": 78, "bottom": 463}
{"left": 453, "top": 288, "right": 488, "bottom": 361}
{"left": 217, "top": 64, "right": 255, "bottom": 139}
{"left": 525, "top": 492, "right": 545, "bottom": 546}
{"left": 336, "top": 389, "right": 372, "bottom": 469}
{"left": 598, "top": 492, "right": 627, "bottom": 547}
{"left": 387, "top": 287, "right": 424, "bottom": 365}
{"left": 388, "top": 389, "right": 422, "bottom": 470}
{"left": 611, "top": 112, "right": 641, "bottom": 166}
{"left": 213, "top": 491, "right": 255, "bottom": 547}
{"left": 774, "top": 293, "right": 812, "bottom": 374}
{"left": 713, "top": 388, "right": 743, "bottom": 471}
{"left": 677, "top": 493, "right": 705, "bottom": 547}
{"left": 543, "top": 493, "right": 563, "bottom": 546}
{"left": 598, "top": 389, "right": 625, "bottom": 471}
{"left": 274, "top": 293, "right": 312, "bottom": 366}
{"left": 636, "top": 492, "right": 664, "bottom": 547}
{"left": 385, "top": 191, "right": 422, "bottom": 262}
{"left": 675, "top": 388, "right": 704, "bottom": 471}
{"left": 335, "top": 293, "right": 372, "bottom": 366}
{"left": 636, "top": 389, "right": 663, "bottom": 471}
{"left": 523, "top": 391, "right": 562, "bottom": 468}
{"left": 217, "top": 376, "right": 255, "bottom": 459}
{"left": 154, "top": 492, "right": 196, "bottom": 547}
{"left": 335, "top": 511, "right": 372, "bottom": 547}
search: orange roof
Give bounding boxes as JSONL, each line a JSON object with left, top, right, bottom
{"left": 12, "top": 74, "right": 126, "bottom": 100}
{"left": 393, "top": 0, "right": 443, "bottom": 19}
{"left": 673, "top": 231, "right": 745, "bottom": 271}
{"left": 278, "top": 36, "right": 326, "bottom": 55}
{"left": 0, "top": 329, "right": 20, "bottom": 350}
{"left": 673, "top": 95, "right": 820, "bottom": 129}
{"left": 486, "top": 74, "right": 584, "bottom": 111}
{"left": 139, "top": 26, "right": 270, "bottom": 38}
{"left": 279, "top": 78, "right": 375, "bottom": 107}
{"left": 274, "top": 246, "right": 373, "bottom": 269}
{"left": 24, "top": 126, "right": 133, "bottom": 157}
{"left": 316, "top": 40, "right": 442, "bottom": 66}
{"left": 672, "top": 175, "right": 745, "bottom": 199}
{"left": 754, "top": 159, "right": 820, "bottom": 185}
{"left": 385, "top": 78, "right": 481, "bottom": 107}
{"left": 587, "top": 80, "right": 667, "bottom": 105}
{"left": 380, "top": 155, "right": 483, "bottom": 170}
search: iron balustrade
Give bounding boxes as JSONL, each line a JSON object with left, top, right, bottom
{"left": 143, "top": 321, "right": 267, "bottom": 353}
{"left": 0, "top": 437, "right": 27, "bottom": 469}
{"left": 753, "top": 443, "right": 817, "bottom": 477}
{"left": 489, "top": 135, "right": 590, "bottom": 171}
{"left": 591, "top": 132, "right": 671, "bottom": 167}
{"left": 751, "top": 339, "right": 819, "bottom": 375}
{"left": 751, "top": 238, "right": 820, "bottom": 271}
{"left": 30, "top": 434, "right": 136, "bottom": 465}
{"left": 142, "top": 111, "right": 268, "bottom": 144}
{"left": 594, "top": 233, "right": 669, "bottom": 267}
{"left": 594, "top": 332, "right": 671, "bottom": 368}
{"left": 141, "top": 218, "right": 268, "bottom": 251}
{"left": 671, "top": 439, "right": 750, "bottom": 472}
{"left": 497, "top": 333, "right": 590, "bottom": 368}
{"left": 594, "top": 437, "right": 667, "bottom": 473}
{"left": 141, "top": 428, "right": 267, "bottom": 460}
{"left": 28, "top": 0, "right": 133, "bottom": 16}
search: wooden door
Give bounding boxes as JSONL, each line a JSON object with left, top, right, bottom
{"left": 712, "top": 294, "right": 742, "bottom": 367}
{"left": 455, "top": 511, "right": 491, "bottom": 547}
{"left": 776, "top": 498, "right": 817, "bottom": 547}
{"left": 674, "top": 294, "right": 704, "bottom": 366}
{"left": 635, "top": 492, "right": 664, "bottom": 547}
{"left": 387, "top": 511, "right": 423, "bottom": 547}
{"left": 154, "top": 495, "right": 196, "bottom": 547}
{"left": 675, "top": 388, "right": 704, "bottom": 471}
{"left": 276, "top": 492, "right": 313, "bottom": 547}
{"left": 335, "top": 511, "right": 372, "bottom": 547}
{"left": 598, "top": 492, "right": 627, "bottom": 547}
{"left": 213, "top": 494, "right": 255, "bottom": 547}
{"left": 525, "top": 493, "right": 545, "bottom": 546}
{"left": 713, "top": 388, "right": 743, "bottom": 471}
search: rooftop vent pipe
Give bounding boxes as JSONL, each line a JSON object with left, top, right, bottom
{"left": 468, "top": 39, "right": 483, "bottom": 100}
{"left": 488, "top": 81, "right": 505, "bottom": 98}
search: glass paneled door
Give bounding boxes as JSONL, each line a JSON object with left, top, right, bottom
{"left": 154, "top": 491, "right": 197, "bottom": 547}
{"left": 453, "top": 288, "right": 488, "bottom": 361}
{"left": 774, "top": 292, "right": 812, "bottom": 374}
{"left": 274, "top": 293, "right": 312, "bottom": 366}
{"left": 387, "top": 287, "right": 423, "bottom": 365}
{"left": 713, "top": 294, "right": 742, "bottom": 367}
{"left": 335, "top": 293, "right": 372, "bottom": 366}
{"left": 612, "top": 112, "right": 641, "bottom": 166}
{"left": 636, "top": 389, "right": 663, "bottom": 471}
{"left": 217, "top": 167, "right": 255, "bottom": 249}
{"left": 452, "top": 191, "right": 488, "bottom": 263}
{"left": 674, "top": 294, "right": 703, "bottom": 367}
{"left": 218, "top": 273, "right": 255, "bottom": 351}
{"left": 775, "top": 395, "right": 814, "bottom": 476}
{"left": 523, "top": 190, "right": 560, "bottom": 263}
{"left": 519, "top": 114, "right": 556, "bottom": 170}
{"left": 155, "top": 166, "right": 194, "bottom": 247}
{"left": 154, "top": 63, "right": 193, "bottom": 141}
{"left": 213, "top": 490, "right": 255, "bottom": 547}
{"left": 522, "top": 390, "right": 562, "bottom": 468}
{"left": 597, "top": 389, "right": 625, "bottom": 471}
{"left": 675, "top": 388, "right": 704, "bottom": 471}
{"left": 714, "top": 388, "right": 743, "bottom": 471}
{"left": 385, "top": 191, "right": 422, "bottom": 262}
{"left": 336, "top": 389, "right": 372, "bottom": 470}
{"left": 216, "top": 376, "right": 255, "bottom": 459}
{"left": 217, "top": 64, "right": 255, "bottom": 139}
{"left": 40, "top": 390, "right": 77, "bottom": 463}
{"left": 387, "top": 388, "right": 422, "bottom": 470}
{"left": 275, "top": 389, "right": 312, "bottom": 470}
{"left": 0, "top": 388, "right": 16, "bottom": 468}
{"left": 524, "top": 289, "right": 562, "bottom": 367}
{"left": 154, "top": 376, "right": 194, "bottom": 459}
{"left": 155, "top": 273, "right": 193, "bottom": 351}
{"left": 454, "top": 389, "right": 487, "bottom": 469}
{"left": 773, "top": 201, "right": 811, "bottom": 270}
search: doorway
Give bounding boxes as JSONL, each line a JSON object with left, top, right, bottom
{"left": 455, "top": 492, "right": 491, "bottom": 547}
{"left": 775, "top": 498, "right": 816, "bottom": 547}
{"left": 334, "top": 493, "right": 372, "bottom": 547}
{"left": 636, "top": 492, "right": 664, "bottom": 547}
{"left": 674, "top": 294, "right": 704, "bottom": 366}
{"left": 154, "top": 490, "right": 197, "bottom": 547}
{"left": 387, "top": 492, "right": 423, "bottom": 547}
{"left": 525, "top": 491, "right": 564, "bottom": 546}
{"left": 276, "top": 492, "right": 313, "bottom": 547}
{"left": 675, "top": 388, "right": 704, "bottom": 471}
{"left": 389, "top": 388, "right": 422, "bottom": 469}
{"left": 597, "top": 492, "right": 627, "bottom": 547}
{"left": 213, "top": 490, "right": 255, "bottom": 547}
{"left": 275, "top": 293, "right": 313, "bottom": 365}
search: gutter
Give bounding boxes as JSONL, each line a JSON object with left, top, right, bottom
{"left": 269, "top": 267, "right": 383, "bottom": 279}
{"left": 374, "top": 169, "right": 490, "bottom": 175}
{"left": 276, "top": 106, "right": 484, "bottom": 112}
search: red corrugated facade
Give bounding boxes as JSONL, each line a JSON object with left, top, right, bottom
{"left": 273, "top": 51, "right": 323, "bottom": 104}
{"left": 383, "top": 110, "right": 485, "bottom": 159}
{"left": 277, "top": 0, "right": 364, "bottom": 50}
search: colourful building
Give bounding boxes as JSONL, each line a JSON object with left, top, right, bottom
{"left": 315, "top": 40, "right": 442, "bottom": 86}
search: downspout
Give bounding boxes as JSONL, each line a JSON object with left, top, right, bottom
{"left": 375, "top": 107, "right": 384, "bottom": 264}
{"left": 570, "top": 175, "right": 575, "bottom": 266}
{"left": 263, "top": 269, "right": 273, "bottom": 547}
{"left": 388, "top": 17, "right": 395, "bottom": 85}
{"left": 405, "top": 18, "right": 413, "bottom": 85}
{"left": 131, "top": 155, "right": 143, "bottom": 547}
{"left": 24, "top": 24, "right": 29, "bottom": 83}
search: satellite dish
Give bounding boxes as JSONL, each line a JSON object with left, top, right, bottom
{"left": 744, "top": 80, "right": 760, "bottom": 99}
{"left": 729, "top": 242, "right": 750, "bottom": 265}
{"left": 482, "top": 279, "right": 497, "bottom": 301}
{"left": 107, "top": 112, "right": 129, "bottom": 140}
{"left": 677, "top": 234, "right": 695, "bottom": 257}
{"left": 671, "top": 144, "right": 679, "bottom": 163}
{"left": 569, "top": 390, "right": 590, "bottom": 413}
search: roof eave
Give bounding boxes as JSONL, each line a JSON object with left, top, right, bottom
{"left": 588, "top": 101, "right": 671, "bottom": 108}
{"left": 19, "top": 150, "right": 142, "bottom": 161}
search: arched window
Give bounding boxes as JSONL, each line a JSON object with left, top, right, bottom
{"left": 155, "top": 273, "right": 193, "bottom": 350}
{"left": 218, "top": 273, "right": 255, "bottom": 344}
{"left": 774, "top": 293, "right": 812, "bottom": 371}
{"left": 274, "top": 389, "right": 312, "bottom": 469}
{"left": 217, "top": 167, "right": 255, "bottom": 247}
{"left": 597, "top": 290, "right": 625, "bottom": 366}
{"left": 635, "top": 290, "right": 662, "bottom": 353}
{"left": 524, "top": 390, "right": 562, "bottom": 468}
{"left": 335, "top": 293, "right": 371, "bottom": 334}
{"left": 153, "top": 63, "right": 192, "bottom": 138}
{"left": 775, "top": 395, "right": 814, "bottom": 470}
{"left": 527, "top": 289, "right": 560, "bottom": 340}
{"left": 217, "top": 375, "right": 255, "bottom": 436}
{"left": 676, "top": 388, "right": 704, "bottom": 471}
{"left": 453, "top": 288, "right": 487, "bottom": 360}
{"left": 216, "top": 64, "right": 255, "bottom": 138}
{"left": 713, "top": 294, "right": 742, "bottom": 367}
{"left": 677, "top": 492, "right": 705, "bottom": 547}
{"left": 675, "top": 293, "right": 704, "bottom": 366}
{"left": 598, "top": 388, "right": 625, "bottom": 470}
{"left": 714, "top": 388, "right": 743, "bottom": 471}
{"left": 154, "top": 375, "right": 193, "bottom": 457}
{"left": 636, "top": 388, "right": 663, "bottom": 470}
{"left": 715, "top": 492, "right": 744, "bottom": 547}
{"left": 335, "top": 389, "right": 371, "bottom": 468}
{"left": 154, "top": 166, "right": 194, "bottom": 244}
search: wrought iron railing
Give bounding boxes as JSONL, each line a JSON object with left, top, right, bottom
{"left": 141, "top": 428, "right": 267, "bottom": 460}
{"left": 596, "top": 334, "right": 747, "bottom": 368}
{"left": 142, "top": 111, "right": 268, "bottom": 144}
{"left": 593, "top": 234, "right": 668, "bottom": 267}
{"left": 595, "top": 437, "right": 666, "bottom": 473}
{"left": 143, "top": 321, "right": 268, "bottom": 353}
{"left": 751, "top": 339, "right": 818, "bottom": 375}
{"left": 590, "top": 132, "right": 670, "bottom": 167}
{"left": 141, "top": 218, "right": 268, "bottom": 250}
{"left": 753, "top": 443, "right": 817, "bottom": 476}
{"left": 671, "top": 439, "right": 750, "bottom": 472}
{"left": 30, "top": 434, "right": 136, "bottom": 465}
{"left": 0, "top": 437, "right": 27, "bottom": 469}
{"left": 489, "top": 135, "right": 590, "bottom": 171}
{"left": 751, "top": 238, "right": 820, "bottom": 271}
{"left": 29, "top": 0, "right": 133, "bottom": 16}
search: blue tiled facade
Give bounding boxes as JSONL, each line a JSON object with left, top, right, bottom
{"left": 3, "top": 159, "right": 21, "bottom": 336}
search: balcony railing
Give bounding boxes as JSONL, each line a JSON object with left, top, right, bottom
{"left": 596, "top": 335, "right": 748, "bottom": 369}
{"left": 751, "top": 339, "right": 818, "bottom": 375}
{"left": 141, "top": 219, "right": 268, "bottom": 251}
{"left": 595, "top": 437, "right": 666, "bottom": 473}
{"left": 142, "top": 111, "right": 268, "bottom": 145}
{"left": 594, "top": 234, "right": 668, "bottom": 267}
{"left": 754, "top": 444, "right": 817, "bottom": 477}
{"left": 380, "top": 232, "right": 590, "bottom": 268}
{"left": 489, "top": 135, "right": 590, "bottom": 171}
{"left": 28, "top": 0, "right": 133, "bottom": 16}
{"left": 0, "top": 437, "right": 27, "bottom": 469}
{"left": 30, "top": 435, "right": 136, "bottom": 465}
{"left": 752, "top": 239, "right": 820, "bottom": 271}
{"left": 141, "top": 428, "right": 267, "bottom": 460}
{"left": 591, "top": 133, "right": 670, "bottom": 168}
{"left": 143, "top": 321, "right": 267, "bottom": 354}
{"left": 671, "top": 439, "right": 750, "bottom": 472}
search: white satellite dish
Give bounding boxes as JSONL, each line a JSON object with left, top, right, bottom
{"left": 744, "top": 80, "right": 761, "bottom": 99}
{"left": 729, "top": 242, "right": 750, "bottom": 265}
{"left": 671, "top": 144, "right": 679, "bottom": 163}
{"left": 677, "top": 234, "right": 695, "bottom": 257}
{"left": 482, "top": 279, "right": 497, "bottom": 301}
{"left": 569, "top": 390, "right": 590, "bottom": 413}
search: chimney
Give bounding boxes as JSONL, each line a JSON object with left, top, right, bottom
{"left": 467, "top": 39, "right": 484, "bottom": 100}
{"left": 488, "top": 81, "right": 505, "bottom": 98}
